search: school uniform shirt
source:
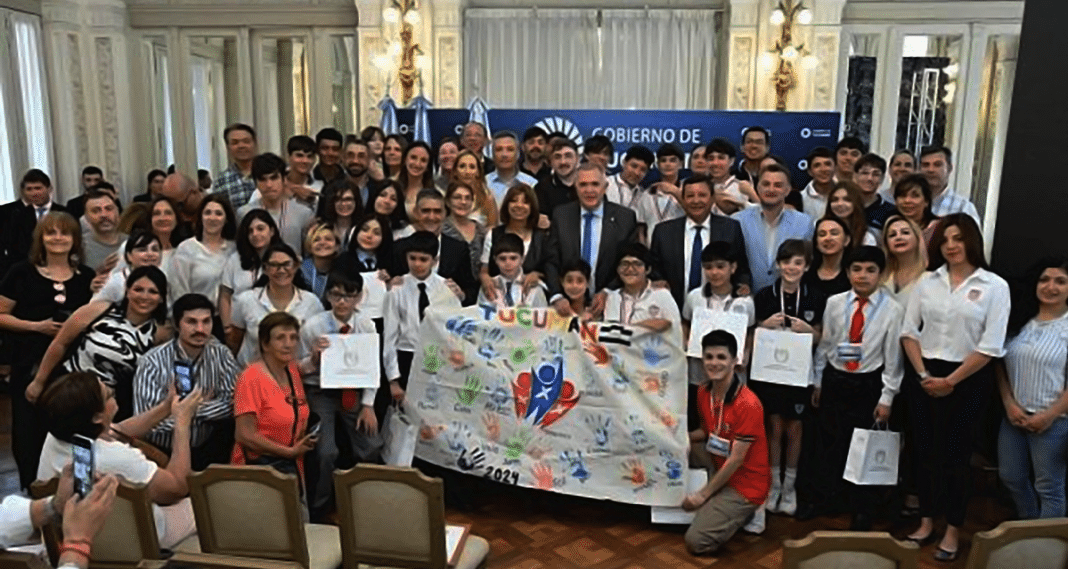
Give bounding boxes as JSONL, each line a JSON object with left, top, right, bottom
{"left": 170, "top": 238, "right": 236, "bottom": 306}
{"left": 300, "top": 309, "right": 377, "bottom": 401}
{"left": 800, "top": 181, "right": 829, "bottom": 218}
{"left": 476, "top": 273, "right": 547, "bottom": 309}
{"left": 754, "top": 280, "right": 827, "bottom": 328}
{"left": 635, "top": 189, "right": 685, "bottom": 239}
{"left": 1003, "top": 313, "right": 1068, "bottom": 414}
{"left": 603, "top": 283, "right": 682, "bottom": 346}
{"left": 383, "top": 273, "right": 461, "bottom": 380}
{"left": 230, "top": 287, "right": 324, "bottom": 367}
{"left": 605, "top": 173, "right": 645, "bottom": 211}
{"left": 901, "top": 266, "right": 1011, "bottom": 362}
{"left": 813, "top": 289, "right": 905, "bottom": 406}
{"left": 237, "top": 197, "right": 315, "bottom": 256}
{"left": 697, "top": 377, "right": 770, "bottom": 506}
{"left": 682, "top": 289, "right": 756, "bottom": 326}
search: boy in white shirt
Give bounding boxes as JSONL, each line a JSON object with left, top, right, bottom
{"left": 384, "top": 231, "right": 462, "bottom": 404}
{"left": 477, "top": 233, "right": 547, "bottom": 309}
{"left": 683, "top": 242, "right": 756, "bottom": 431}
{"left": 811, "top": 246, "right": 904, "bottom": 530}
{"left": 301, "top": 272, "right": 379, "bottom": 519}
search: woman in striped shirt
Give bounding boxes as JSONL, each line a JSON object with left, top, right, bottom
{"left": 997, "top": 257, "right": 1068, "bottom": 519}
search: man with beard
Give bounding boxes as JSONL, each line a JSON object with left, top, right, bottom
{"left": 534, "top": 138, "right": 580, "bottom": 218}
{"left": 81, "top": 185, "right": 125, "bottom": 276}
{"left": 520, "top": 126, "right": 551, "bottom": 182}
{"left": 317, "top": 136, "right": 386, "bottom": 219}
{"left": 133, "top": 293, "right": 239, "bottom": 470}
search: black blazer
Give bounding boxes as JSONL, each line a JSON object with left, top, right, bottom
{"left": 484, "top": 225, "right": 550, "bottom": 278}
{"left": 648, "top": 214, "right": 750, "bottom": 309}
{"left": 391, "top": 232, "right": 478, "bottom": 306}
{"left": 544, "top": 201, "right": 639, "bottom": 297}
{"left": 0, "top": 201, "right": 67, "bottom": 279}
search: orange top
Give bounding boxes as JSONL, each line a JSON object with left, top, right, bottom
{"left": 231, "top": 360, "right": 309, "bottom": 478}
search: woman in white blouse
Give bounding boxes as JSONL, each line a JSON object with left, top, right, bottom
{"left": 996, "top": 258, "right": 1068, "bottom": 519}
{"left": 900, "top": 213, "right": 1010, "bottom": 561}
{"left": 170, "top": 194, "right": 237, "bottom": 307}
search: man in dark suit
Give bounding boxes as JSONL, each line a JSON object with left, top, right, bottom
{"left": 649, "top": 175, "right": 750, "bottom": 309}
{"left": 0, "top": 169, "right": 66, "bottom": 279}
{"left": 63, "top": 165, "right": 104, "bottom": 220}
{"left": 534, "top": 138, "right": 579, "bottom": 218}
{"left": 545, "top": 163, "right": 639, "bottom": 307}
{"left": 391, "top": 190, "right": 477, "bottom": 305}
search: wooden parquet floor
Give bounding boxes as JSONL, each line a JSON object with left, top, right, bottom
{"left": 442, "top": 476, "right": 1014, "bottom": 569}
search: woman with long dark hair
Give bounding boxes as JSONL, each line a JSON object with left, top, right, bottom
{"left": 997, "top": 257, "right": 1068, "bottom": 519}
{"left": 220, "top": 209, "right": 282, "bottom": 335}
{"left": 901, "top": 213, "right": 1010, "bottom": 561}
{"left": 397, "top": 141, "right": 435, "bottom": 222}
{"left": 806, "top": 215, "right": 853, "bottom": 297}
{"left": 170, "top": 194, "right": 237, "bottom": 306}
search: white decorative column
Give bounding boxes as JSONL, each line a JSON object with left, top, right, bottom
{"left": 797, "top": 0, "right": 845, "bottom": 111}
{"left": 725, "top": 0, "right": 760, "bottom": 110}
{"left": 430, "top": 0, "right": 461, "bottom": 110}
{"left": 41, "top": 0, "right": 136, "bottom": 201}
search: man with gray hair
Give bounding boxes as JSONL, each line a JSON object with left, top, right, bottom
{"left": 460, "top": 121, "right": 495, "bottom": 174}
{"left": 486, "top": 131, "right": 538, "bottom": 204}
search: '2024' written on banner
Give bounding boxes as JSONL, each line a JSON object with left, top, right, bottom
{"left": 407, "top": 306, "right": 689, "bottom": 506}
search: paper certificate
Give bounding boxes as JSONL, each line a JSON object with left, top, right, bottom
{"left": 359, "top": 271, "right": 387, "bottom": 319}
{"left": 320, "top": 333, "right": 380, "bottom": 389}
{"left": 687, "top": 308, "right": 749, "bottom": 359}
{"left": 749, "top": 328, "right": 813, "bottom": 387}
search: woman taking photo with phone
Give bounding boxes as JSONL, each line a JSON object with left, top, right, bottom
{"left": 0, "top": 212, "right": 95, "bottom": 488}
{"left": 36, "top": 370, "right": 204, "bottom": 548}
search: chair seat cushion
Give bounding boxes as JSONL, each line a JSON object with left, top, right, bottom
{"left": 454, "top": 535, "right": 490, "bottom": 569}
{"left": 173, "top": 534, "right": 202, "bottom": 553}
{"left": 304, "top": 523, "right": 343, "bottom": 569}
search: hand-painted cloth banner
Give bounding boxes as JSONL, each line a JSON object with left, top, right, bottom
{"left": 407, "top": 306, "right": 689, "bottom": 506}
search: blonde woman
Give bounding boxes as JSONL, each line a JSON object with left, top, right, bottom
{"left": 880, "top": 214, "right": 929, "bottom": 304}
{"left": 299, "top": 223, "right": 340, "bottom": 301}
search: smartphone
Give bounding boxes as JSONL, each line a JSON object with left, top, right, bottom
{"left": 175, "top": 361, "right": 193, "bottom": 398}
{"left": 306, "top": 414, "right": 322, "bottom": 438}
{"left": 71, "top": 434, "right": 94, "bottom": 498}
{"left": 783, "top": 315, "right": 793, "bottom": 328}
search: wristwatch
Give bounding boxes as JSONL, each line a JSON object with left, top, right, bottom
{"left": 918, "top": 370, "right": 930, "bottom": 380}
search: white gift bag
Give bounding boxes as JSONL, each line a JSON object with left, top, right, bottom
{"left": 749, "top": 328, "right": 813, "bottom": 387}
{"left": 381, "top": 406, "right": 418, "bottom": 467}
{"left": 687, "top": 309, "right": 749, "bottom": 359}
{"left": 843, "top": 426, "right": 900, "bottom": 486}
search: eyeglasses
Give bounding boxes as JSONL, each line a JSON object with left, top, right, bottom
{"left": 265, "top": 261, "right": 295, "bottom": 270}
{"left": 618, "top": 260, "right": 645, "bottom": 269}
{"left": 327, "top": 291, "right": 359, "bottom": 302}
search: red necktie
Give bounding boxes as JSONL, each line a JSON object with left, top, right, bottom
{"left": 338, "top": 324, "right": 359, "bottom": 410}
{"left": 846, "top": 297, "right": 867, "bottom": 371}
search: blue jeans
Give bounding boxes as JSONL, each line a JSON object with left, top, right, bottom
{"left": 998, "top": 416, "right": 1068, "bottom": 519}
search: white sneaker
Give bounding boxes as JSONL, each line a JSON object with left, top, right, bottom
{"left": 743, "top": 505, "right": 766, "bottom": 534}
{"left": 765, "top": 484, "right": 782, "bottom": 513}
{"left": 779, "top": 487, "right": 798, "bottom": 516}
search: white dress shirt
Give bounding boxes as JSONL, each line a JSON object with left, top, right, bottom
{"left": 603, "top": 283, "right": 682, "bottom": 345}
{"left": 902, "top": 266, "right": 1011, "bottom": 362}
{"left": 476, "top": 272, "right": 547, "bottom": 309}
{"left": 170, "top": 238, "right": 236, "bottom": 305}
{"left": 231, "top": 287, "right": 324, "bottom": 366}
{"left": 635, "top": 190, "right": 684, "bottom": 239}
{"left": 682, "top": 216, "right": 713, "bottom": 289}
{"left": 800, "top": 181, "right": 830, "bottom": 219}
{"left": 300, "top": 309, "right": 377, "bottom": 401}
{"left": 579, "top": 202, "right": 604, "bottom": 290}
{"left": 383, "top": 273, "right": 461, "bottom": 380}
{"left": 682, "top": 289, "right": 756, "bottom": 325}
{"left": 814, "top": 289, "right": 905, "bottom": 406}
{"left": 605, "top": 173, "right": 645, "bottom": 211}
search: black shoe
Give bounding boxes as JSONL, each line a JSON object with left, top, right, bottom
{"left": 795, "top": 503, "right": 821, "bottom": 521}
{"left": 849, "top": 514, "right": 873, "bottom": 531}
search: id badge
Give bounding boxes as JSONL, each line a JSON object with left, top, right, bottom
{"left": 706, "top": 435, "right": 731, "bottom": 457}
{"left": 836, "top": 343, "right": 862, "bottom": 362}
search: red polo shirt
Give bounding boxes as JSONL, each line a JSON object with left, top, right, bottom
{"left": 698, "top": 378, "right": 770, "bottom": 505}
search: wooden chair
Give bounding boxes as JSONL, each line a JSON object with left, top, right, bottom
{"left": 30, "top": 478, "right": 163, "bottom": 569}
{"left": 333, "top": 464, "right": 489, "bottom": 569}
{"left": 187, "top": 465, "right": 342, "bottom": 569}
{"left": 782, "top": 531, "right": 919, "bottom": 569}
{"left": 965, "top": 518, "right": 1068, "bottom": 569}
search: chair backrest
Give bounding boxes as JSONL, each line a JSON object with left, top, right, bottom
{"left": 28, "top": 479, "right": 61, "bottom": 566}
{"left": 333, "top": 464, "right": 447, "bottom": 569}
{"left": 30, "top": 477, "right": 162, "bottom": 569}
{"left": 782, "top": 531, "right": 920, "bottom": 569}
{"left": 187, "top": 465, "right": 310, "bottom": 569}
{"left": 965, "top": 518, "right": 1068, "bottom": 569}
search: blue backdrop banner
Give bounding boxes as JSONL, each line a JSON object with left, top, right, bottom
{"left": 392, "top": 108, "right": 840, "bottom": 188}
